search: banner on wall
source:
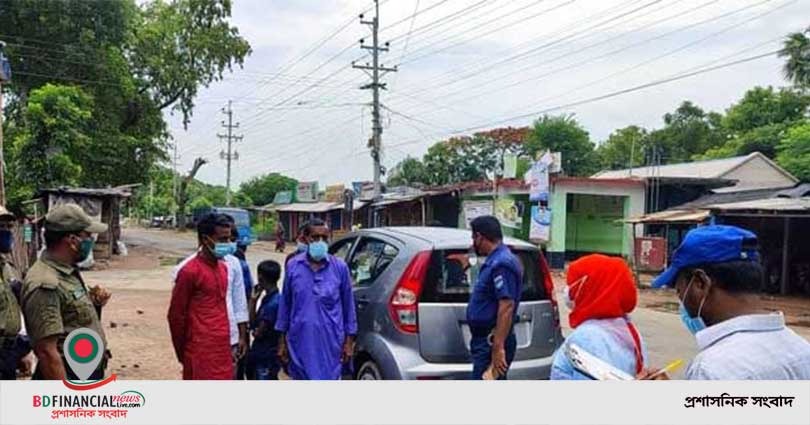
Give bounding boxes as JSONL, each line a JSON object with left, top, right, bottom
{"left": 462, "top": 200, "right": 493, "bottom": 229}
{"left": 525, "top": 152, "right": 553, "bottom": 203}
{"left": 494, "top": 198, "right": 523, "bottom": 229}
{"left": 530, "top": 205, "right": 552, "bottom": 243}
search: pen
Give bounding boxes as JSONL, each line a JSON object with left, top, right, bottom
{"left": 646, "top": 359, "right": 684, "bottom": 379}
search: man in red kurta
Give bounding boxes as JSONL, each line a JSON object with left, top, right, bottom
{"left": 167, "top": 213, "right": 234, "bottom": 380}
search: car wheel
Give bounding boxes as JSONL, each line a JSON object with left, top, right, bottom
{"left": 357, "top": 360, "right": 382, "bottom": 380}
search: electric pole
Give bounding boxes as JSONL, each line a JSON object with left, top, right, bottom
{"left": 353, "top": 0, "right": 396, "bottom": 226}
{"left": 0, "top": 41, "right": 10, "bottom": 206}
{"left": 218, "top": 100, "right": 242, "bottom": 206}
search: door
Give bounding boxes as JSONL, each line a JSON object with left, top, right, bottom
{"left": 418, "top": 248, "right": 558, "bottom": 363}
{"left": 345, "top": 236, "right": 400, "bottom": 336}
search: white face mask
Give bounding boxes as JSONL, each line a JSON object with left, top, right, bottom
{"left": 561, "top": 276, "right": 588, "bottom": 310}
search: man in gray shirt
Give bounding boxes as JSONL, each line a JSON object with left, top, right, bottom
{"left": 646, "top": 225, "right": 810, "bottom": 380}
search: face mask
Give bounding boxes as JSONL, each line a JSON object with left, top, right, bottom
{"left": 296, "top": 243, "right": 307, "bottom": 253}
{"left": 562, "top": 286, "right": 574, "bottom": 309}
{"left": 678, "top": 276, "right": 708, "bottom": 335}
{"left": 212, "top": 243, "right": 233, "bottom": 259}
{"left": 0, "top": 230, "right": 13, "bottom": 253}
{"left": 308, "top": 241, "right": 328, "bottom": 261}
{"left": 75, "top": 237, "right": 95, "bottom": 263}
{"left": 562, "top": 276, "right": 587, "bottom": 310}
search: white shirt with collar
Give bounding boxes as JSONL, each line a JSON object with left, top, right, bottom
{"left": 172, "top": 252, "right": 249, "bottom": 346}
{"left": 686, "top": 312, "right": 810, "bottom": 380}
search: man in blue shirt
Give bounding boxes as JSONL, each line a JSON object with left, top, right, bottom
{"left": 645, "top": 225, "right": 810, "bottom": 380}
{"left": 275, "top": 219, "right": 357, "bottom": 380}
{"left": 248, "top": 260, "right": 281, "bottom": 380}
{"left": 451, "top": 215, "right": 523, "bottom": 380}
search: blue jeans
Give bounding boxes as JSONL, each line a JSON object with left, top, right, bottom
{"left": 470, "top": 333, "right": 517, "bottom": 380}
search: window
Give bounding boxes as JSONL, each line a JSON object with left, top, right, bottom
{"left": 329, "top": 237, "right": 356, "bottom": 261}
{"left": 348, "top": 238, "right": 399, "bottom": 287}
{"left": 420, "top": 249, "right": 547, "bottom": 303}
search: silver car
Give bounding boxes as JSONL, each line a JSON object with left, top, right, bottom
{"left": 329, "top": 226, "right": 564, "bottom": 380}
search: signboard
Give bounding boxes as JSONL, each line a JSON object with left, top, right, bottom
{"left": 502, "top": 154, "right": 518, "bottom": 179}
{"left": 494, "top": 198, "right": 522, "bottom": 229}
{"left": 462, "top": 200, "right": 493, "bottom": 229}
{"left": 526, "top": 152, "right": 554, "bottom": 202}
{"left": 23, "top": 224, "right": 33, "bottom": 243}
{"left": 296, "top": 182, "right": 319, "bottom": 203}
{"left": 530, "top": 205, "right": 552, "bottom": 243}
{"left": 273, "top": 191, "right": 293, "bottom": 205}
{"left": 324, "top": 184, "right": 345, "bottom": 203}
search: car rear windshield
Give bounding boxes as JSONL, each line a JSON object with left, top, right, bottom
{"left": 420, "top": 248, "right": 547, "bottom": 303}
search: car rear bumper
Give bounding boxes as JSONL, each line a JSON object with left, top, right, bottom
{"left": 401, "top": 355, "right": 553, "bottom": 380}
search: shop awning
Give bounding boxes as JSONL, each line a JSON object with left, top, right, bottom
{"left": 624, "top": 209, "right": 710, "bottom": 224}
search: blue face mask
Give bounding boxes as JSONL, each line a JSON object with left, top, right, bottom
{"left": 308, "top": 241, "right": 328, "bottom": 261}
{"left": 678, "top": 276, "right": 708, "bottom": 335}
{"left": 213, "top": 243, "right": 233, "bottom": 259}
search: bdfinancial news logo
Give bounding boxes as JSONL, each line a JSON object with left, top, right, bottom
{"left": 31, "top": 328, "right": 146, "bottom": 421}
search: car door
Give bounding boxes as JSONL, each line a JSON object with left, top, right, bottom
{"left": 345, "top": 236, "right": 400, "bottom": 336}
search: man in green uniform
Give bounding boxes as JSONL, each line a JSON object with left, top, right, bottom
{"left": 22, "top": 203, "right": 111, "bottom": 380}
{"left": 0, "top": 205, "right": 32, "bottom": 379}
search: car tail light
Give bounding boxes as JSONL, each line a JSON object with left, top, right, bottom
{"left": 538, "top": 253, "right": 561, "bottom": 329}
{"left": 389, "top": 251, "right": 431, "bottom": 334}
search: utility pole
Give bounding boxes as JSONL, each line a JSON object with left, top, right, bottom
{"left": 353, "top": 0, "right": 396, "bottom": 226}
{"left": 218, "top": 100, "right": 242, "bottom": 206}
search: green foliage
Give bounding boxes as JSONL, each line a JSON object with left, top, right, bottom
{"left": 596, "top": 126, "right": 647, "bottom": 170}
{"left": 0, "top": 0, "right": 250, "bottom": 209}
{"left": 776, "top": 121, "right": 810, "bottom": 182}
{"left": 239, "top": 173, "right": 298, "bottom": 206}
{"left": 388, "top": 157, "right": 428, "bottom": 187}
{"left": 779, "top": 28, "right": 810, "bottom": 88}
{"left": 131, "top": 0, "right": 252, "bottom": 126}
{"left": 188, "top": 196, "right": 213, "bottom": 211}
{"left": 526, "top": 114, "right": 597, "bottom": 176}
{"left": 650, "top": 101, "right": 726, "bottom": 163}
{"left": 6, "top": 84, "right": 94, "bottom": 206}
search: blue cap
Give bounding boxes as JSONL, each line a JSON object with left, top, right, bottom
{"left": 652, "top": 225, "right": 759, "bottom": 288}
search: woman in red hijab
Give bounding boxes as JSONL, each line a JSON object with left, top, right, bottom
{"left": 550, "top": 254, "right": 647, "bottom": 380}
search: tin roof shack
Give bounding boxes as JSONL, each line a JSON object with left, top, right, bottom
{"left": 546, "top": 177, "right": 647, "bottom": 269}
{"left": 709, "top": 197, "right": 810, "bottom": 296}
{"left": 38, "top": 186, "right": 135, "bottom": 260}
{"left": 274, "top": 200, "right": 367, "bottom": 241}
{"left": 369, "top": 187, "right": 459, "bottom": 228}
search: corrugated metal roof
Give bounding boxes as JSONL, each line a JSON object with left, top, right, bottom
{"left": 274, "top": 200, "right": 366, "bottom": 213}
{"left": 39, "top": 186, "right": 134, "bottom": 198}
{"left": 593, "top": 154, "right": 753, "bottom": 179}
{"left": 707, "top": 197, "right": 810, "bottom": 213}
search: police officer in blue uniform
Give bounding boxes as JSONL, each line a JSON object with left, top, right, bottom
{"left": 451, "top": 215, "right": 523, "bottom": 380}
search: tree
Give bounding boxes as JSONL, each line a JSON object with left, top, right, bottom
{"left": 7, "top": 84, "right": 94, "bottom": 206}
{"left": 657, "top": 101, "right": 726, "bottom": 163}
{"left": 526, "top": 114, "right": 597, "bottom": 176}
{"left": 596, "top": 126, "right": 648, "bottom": 170}
{"left": 131, "top": 0, "right": 252, "bottom": 127}
{"left": 238, "top": 173, "right": 298, "bottom": 206}
{"left": 176, "top": 158, "right": 208, "bottom": 227}
{"left": 387, "top": 157, "right": 428, "bottom": 187}
{"left": 776, "top": 121, "right": 810, "bottom": 182}
{"left": 779, "top": 27, "right": 810, "bottom": 88}
{"left": 698, "top": 87, "right": 809, "bottom": 160}
{"left": 0, "top": 0, "right": 250, "bottom": 208}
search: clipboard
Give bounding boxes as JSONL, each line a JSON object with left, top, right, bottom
{"left": 565, "top": 343, "right": 635, "bottom": 380}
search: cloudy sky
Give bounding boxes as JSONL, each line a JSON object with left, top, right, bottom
{"left": 166, "top": 0, "right": 808, "bottom": 188}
